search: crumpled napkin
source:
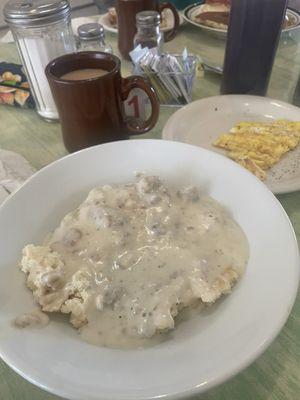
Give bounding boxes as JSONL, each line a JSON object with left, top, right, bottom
{"left": 0, "top": 149, "right": 35, "bottom": 205}
{"left": 0, "top": 16, "right": 103, "bottom": 44}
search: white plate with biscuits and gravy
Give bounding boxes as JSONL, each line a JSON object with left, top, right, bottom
{"left": 0, "top": 140, "right": 298, "bottom": 400}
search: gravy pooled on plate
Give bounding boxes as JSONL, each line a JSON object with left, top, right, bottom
{"left": 20, "top": 176, "right": 249, "bottom": 349}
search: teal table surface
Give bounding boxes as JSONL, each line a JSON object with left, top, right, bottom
{"left": 0, "top": 19, "right": 300, "bottom": 400}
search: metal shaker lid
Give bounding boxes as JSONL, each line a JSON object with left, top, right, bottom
{"left": 78, "top": 23, "right": 105, "bottom": 40}
{"left": 136, "top": 10, "right": 161, "bottom": 27}
{"left": 4, "top": 0, "right": 70, "bottom": 27}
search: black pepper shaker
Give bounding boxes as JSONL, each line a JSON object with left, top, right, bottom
{"left": 133, "top": 11, "right": 164, "bottom": 53}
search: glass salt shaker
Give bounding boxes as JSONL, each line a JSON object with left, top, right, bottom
{"left": 4, "top": 0, "right": 76, "bottom": 121}
{"left": 77, "top": 23, "right": 113, "bottom": 53}
{"left": 133, "top": 11, "right": 163, "bottom": 53}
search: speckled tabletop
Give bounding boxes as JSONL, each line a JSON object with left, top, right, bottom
{"left": 0, "top": 19, "right": 300, "bottom": 400}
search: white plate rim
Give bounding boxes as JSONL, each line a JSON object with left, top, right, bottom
{"left": 0, "top": 139, "right": 299, "bottom": 400}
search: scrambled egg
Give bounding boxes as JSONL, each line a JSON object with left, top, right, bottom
{"left": 213, "top": 120, "right": 300, "bottom": 180}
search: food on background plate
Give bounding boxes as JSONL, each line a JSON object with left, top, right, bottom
{"left": 194, "top": 0, "right": 296, "bottom": 30}
{"left": 213, "top": 120, "right": 300, "bottom": 180}
{"left": 283, "top": 12, "right": 298, "bottom": 28}
{"left": 108, "top": 7, "right": 117, "bottom": 27}
{"left": 194, "top": 0, "right": 230, "bottom": 30}
{"left": 19, "top": 176, "right": 248, "bottom": 349}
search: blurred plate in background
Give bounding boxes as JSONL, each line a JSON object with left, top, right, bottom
{"left": 183, "top": 3, "right": 300, "bottom": 39}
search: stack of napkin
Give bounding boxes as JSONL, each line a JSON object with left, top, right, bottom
{"left": 0, "top": 149, "right": 35, "bottom": 205}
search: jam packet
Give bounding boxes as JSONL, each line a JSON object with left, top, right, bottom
{"left": 0, "top": 62, "right": 35, "bottom": 108}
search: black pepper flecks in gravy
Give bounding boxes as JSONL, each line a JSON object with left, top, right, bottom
{"left": 20, "top": 176, "right": 249, "bottom": 349}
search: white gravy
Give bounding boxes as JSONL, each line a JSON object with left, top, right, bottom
{"left": 21, "top": 176, "right": 249, "bottom": 349}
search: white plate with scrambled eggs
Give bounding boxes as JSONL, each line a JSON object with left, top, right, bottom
{"left": 0, "top": 140, "right": 298, "bottom": 400}
{"left": 163, "top": 95, "right": 300, "bottom": 194}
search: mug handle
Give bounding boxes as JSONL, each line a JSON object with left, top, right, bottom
{"left": 121, "top": 76, "right": 159, "bottom": 135}
{"left": 158, "top": 2, "right": 180, "bottom": 42}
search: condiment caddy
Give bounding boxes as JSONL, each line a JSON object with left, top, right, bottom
{"left": 130, "top": 46, "right": 198, "bottom": 106}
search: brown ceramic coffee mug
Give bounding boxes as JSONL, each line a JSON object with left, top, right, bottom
{"left": 45, "top": 52, "right": 159, "bottom": 152}
{"left": 117, "top": 0, "right": 180, "bottom": 59}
